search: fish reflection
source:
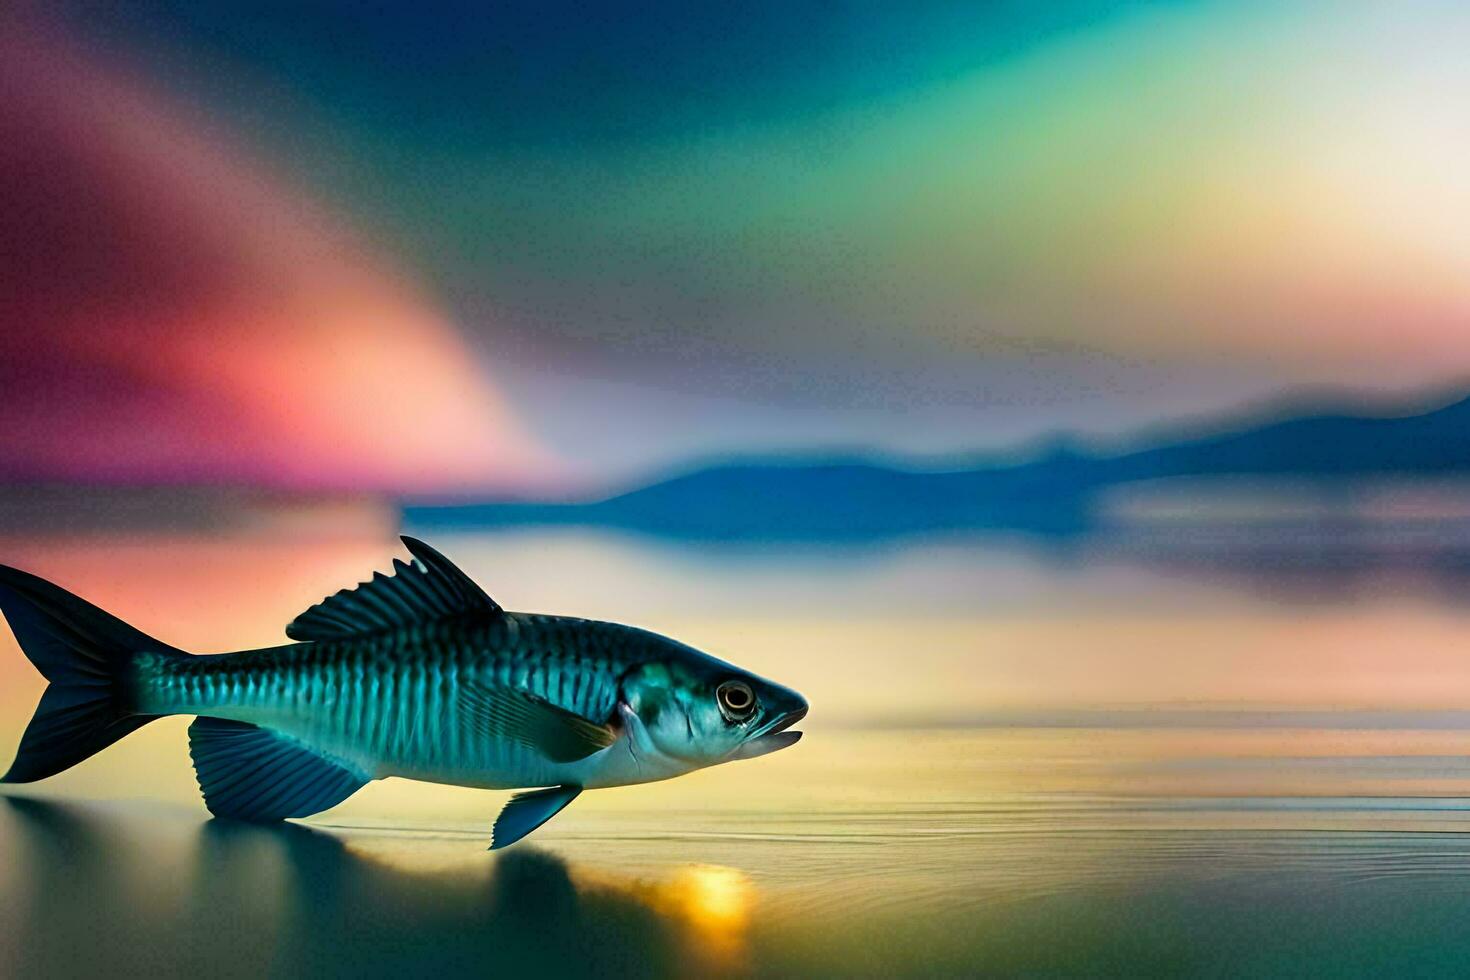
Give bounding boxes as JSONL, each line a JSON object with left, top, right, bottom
{"left": 1, "top": 797, "right": 753, "bottom": 978}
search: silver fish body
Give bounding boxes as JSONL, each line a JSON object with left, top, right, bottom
{"left": 0, "top": 537, "right": 809, "bottom": 847}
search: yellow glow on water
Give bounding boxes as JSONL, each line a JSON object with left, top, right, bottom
{"left": 664, "top": 864, "right": 752, "bottom": 931}
{"left": 645, "top": 864, "right": 754, "bottom": 971}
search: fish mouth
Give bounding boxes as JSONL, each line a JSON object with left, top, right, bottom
{"left": 731, "top": 705, "right": 808, "bottom": 761}
{"left": 763, "top": 704, "right": 807, "bottom": 737}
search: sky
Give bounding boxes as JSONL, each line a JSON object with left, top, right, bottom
{"left": 3, "top": 1, "right": 1470, "bottom": 491}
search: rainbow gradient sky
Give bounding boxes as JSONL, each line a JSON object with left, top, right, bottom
{"left": 3, "top": 1, "right": 1469, "bottom": 490}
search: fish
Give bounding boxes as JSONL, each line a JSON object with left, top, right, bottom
{"left": 0, "top": 536, "right": 808, "bottom": 848}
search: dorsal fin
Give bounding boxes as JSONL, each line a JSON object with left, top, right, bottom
{"left": 285, "top": 536, "right": 501, "bottom": 641}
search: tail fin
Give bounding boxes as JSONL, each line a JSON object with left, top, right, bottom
{"left": 0, "top": 564, "right": 184, "bottom": 783}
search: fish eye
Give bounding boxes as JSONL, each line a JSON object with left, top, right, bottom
{"left": 716, "top": 680, "right": 757, "bottom": 722}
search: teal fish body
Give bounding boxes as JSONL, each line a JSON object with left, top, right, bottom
{"left": 0, "top": 538, "right": 808, "bottom": 847}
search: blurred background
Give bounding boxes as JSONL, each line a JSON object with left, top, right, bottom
{"left": 6, "top": 2, "right": 1470, "bottom": 976}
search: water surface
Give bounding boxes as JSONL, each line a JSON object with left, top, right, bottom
{"left": 7, "top": 521, "right": 1470, "bottom": 975}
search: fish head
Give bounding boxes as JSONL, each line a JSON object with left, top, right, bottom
{"left": 619, "top": 653, "right": 808, "bottom": 768}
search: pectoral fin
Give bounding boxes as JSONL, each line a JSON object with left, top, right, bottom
{"left": 490, "top": 785, "right": 581, "bottom": 850}
{"left": 459, "top": 682, "right": 615, "bottom": 763}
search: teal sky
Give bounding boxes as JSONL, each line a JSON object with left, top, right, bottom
{"left": 14, "top": 1, "right": 1470, "bottom": 485}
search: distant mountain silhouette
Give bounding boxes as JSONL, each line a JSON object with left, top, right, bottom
{"left": 403, "top": 391, "right": 1470, "bottom": 540}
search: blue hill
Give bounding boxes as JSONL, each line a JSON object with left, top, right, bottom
{"left": 403, "top": 391, "right": 1470, "bottom": 540}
